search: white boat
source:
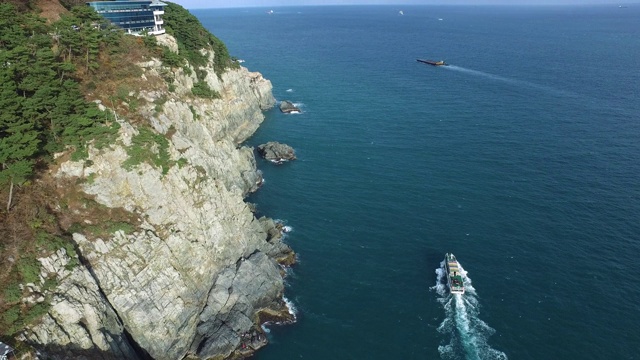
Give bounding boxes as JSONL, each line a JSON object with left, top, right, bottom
{"left": 445, "top": 253, "right": 465, "bottom": 294}
{"left": 399, "top": 10, "right": 404, "bottom": 15}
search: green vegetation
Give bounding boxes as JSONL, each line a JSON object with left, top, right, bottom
{"left": 0, "top": 0, "right": 240, "bottom": 338}
{"left": 17, "top": 257, "right": 41, "bottom": 284}
{"left": 189, "top": 105, "right": 199, "bottom": 121}
{"left": 0, "top": 3, "right": 146, "bottom": 336}
{"left": 122, "top": 127, "right": 173, "bottom": 175}
{"left": 2, "top": 302, "right": 52, "bottom": 337}
{"left": 161, "top": 45, "right": 184, "bottom": 68}
{"left": 163, "top": 2, "right": 239, "bottom": 76}
{"left": 36, "top": 232, "right": 80, "bottom": 271}
{"left": 0, "top": 4, "right": 120, "bottom": 211}
{"left": 153, "top": 95, "right": 168, "bottom": 114}
{"left": 177, "top": 157, "right": 189, "bottom": 168}
{"left": 191, "top": 80, "right": 220, "bottom": 99}
{"left": 0, "top": 186, "right": 75, "bottom": 337}
{"left": 69, "top": 220, "right": 135, "bottom": 239}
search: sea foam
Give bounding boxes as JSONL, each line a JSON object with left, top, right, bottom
{"left": 433, "top": 260, "right": 507, "bottom": 360}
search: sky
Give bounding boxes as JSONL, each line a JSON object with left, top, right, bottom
{"left": 169, "top": 0, "right": 629, "bottom": 9}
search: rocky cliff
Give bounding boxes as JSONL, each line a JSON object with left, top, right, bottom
{"left": 19, "top": 34, "right": 294, "bottom": 360}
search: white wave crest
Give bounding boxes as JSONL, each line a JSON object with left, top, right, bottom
{"left": 430, "top": 261, "right": 448, "bottom": 297}
{"left": 286, "top": 88, "right": 294, "bottom": 92}
{"left": 283, "top": 296, "right": 298, "bottom": 320}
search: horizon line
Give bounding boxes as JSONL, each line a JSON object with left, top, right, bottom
{"left": 183, "top": 3, "right": 638, "bottom": 10}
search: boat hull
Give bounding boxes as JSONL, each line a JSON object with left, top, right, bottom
{"left": 445, "top": 253, "right": 465, "bottom": 295}
{"left": 417, "top": 59, "right": 448, "bottom": 66}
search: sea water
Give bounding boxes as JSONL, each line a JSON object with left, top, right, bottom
{"left": 193, "top": 5, "right": 640, "bottom": 359}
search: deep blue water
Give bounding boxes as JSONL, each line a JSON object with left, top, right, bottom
{"left": 194, "top": 5, "right": 640, "bottom": 359}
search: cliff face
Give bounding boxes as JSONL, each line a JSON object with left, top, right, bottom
{"left": 20, "top": 36, "right": 294, "bottom": 360}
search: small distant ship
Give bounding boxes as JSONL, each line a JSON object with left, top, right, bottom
{"left": 445, "top": 253, "right": 465, "bottom": 295}
{"left": 417, "top": 59, "right": 448, "bottom": 66}
{"left": 399, "top": 10, "right": 404, "bottom": 15}
{"left": 267, "top": 10, "right": 274, "bottom": 14}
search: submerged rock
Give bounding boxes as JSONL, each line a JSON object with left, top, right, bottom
{"left": 257, "top": 142, "right": 297, "bottom": 164}
{"left": 279, "top": 100, "right": 301, "bottom": 113}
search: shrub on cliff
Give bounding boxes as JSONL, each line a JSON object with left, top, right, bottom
{"left": 163, "top": 2, "right": 239, "bottom": 76}
{"left": 191, "top": 80, "right": 221, "bottom": 99}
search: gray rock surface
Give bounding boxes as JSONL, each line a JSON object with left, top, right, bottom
{"left": 22, "top": 34, "right": 293, "bottom": 360}
{"left": 278, "top": 100, "right": 301, "bottom": 113}
{"left": 20, "top": 248, "right": 138, "bottom": 360}
{"left": 257, "top": 142, "right": 297, "bottom": 164}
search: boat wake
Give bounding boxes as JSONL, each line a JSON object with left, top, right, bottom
{"left": 444, "top": 65, "right": 575, "bottom": 98}
{"left": 431, "top": 261, "right": 507, "bottom": 360}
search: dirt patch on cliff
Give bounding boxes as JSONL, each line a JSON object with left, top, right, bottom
{"left": 34, "top": 0, "right": 69, "bottom": 23}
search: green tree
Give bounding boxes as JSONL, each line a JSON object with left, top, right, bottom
{"left": 163, "top": 3, "right": 237, "bottom": 76}
{"left": 0, "top": 3, "right": 118, "bottom": 209}
{"left": 0, "top": 69, "right": 39, "bottom": 211}
{"left": 0, "top": 4, "right": 25, "bottom": 49}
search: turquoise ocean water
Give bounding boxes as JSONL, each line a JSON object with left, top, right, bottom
{"left": 194, "top": 5, "right": 640, "bottom": 359}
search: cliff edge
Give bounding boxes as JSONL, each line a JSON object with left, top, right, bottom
{"left": 16, "top": 33, "right": 294, "bottom": 360}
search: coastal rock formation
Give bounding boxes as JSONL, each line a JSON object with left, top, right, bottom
{"left": 19, "top": 35, "right": 294, "bottom": 360}
{"left": 257, "top": 142, "right": 297, "bottom": 164}
{"left": 24, "top": 248, "right": 138, "bottom": 359}
{"left": 279, "top": 100, "right": 301, "bottom": 113}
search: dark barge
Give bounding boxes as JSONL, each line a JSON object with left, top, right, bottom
{"left": 417, "top": 59, "right": 448, "bottom": 66}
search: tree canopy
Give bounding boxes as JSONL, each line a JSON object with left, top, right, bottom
{"left": 163, "top": 2, "right": 238, "bottom": 76}
{"left": 0, "top": 3, "right": 118, "bottom": 209}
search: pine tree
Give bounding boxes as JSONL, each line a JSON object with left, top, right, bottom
{"left": 0, "top": 68, "right": 40, "bottom": 211}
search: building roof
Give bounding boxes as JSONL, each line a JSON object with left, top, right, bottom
{"left": 87, "top": 0, "right": 167, "bottom": 6}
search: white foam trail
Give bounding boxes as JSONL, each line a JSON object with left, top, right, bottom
{"left": 433, "top": 260, "right": 507, "bottom": 360}
{"left": 444, "top": 65, "right": 576, "bottom": 98}
{"left": 445, "top": 65, "right": 515, "bottom": 84}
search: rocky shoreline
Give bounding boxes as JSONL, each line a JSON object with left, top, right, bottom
{"left": 18, "top": 34, "right": 297, "bottom": 360}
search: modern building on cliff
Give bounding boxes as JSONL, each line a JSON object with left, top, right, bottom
{"left": 86, "top": 0, "right": 167, "bottom": 35}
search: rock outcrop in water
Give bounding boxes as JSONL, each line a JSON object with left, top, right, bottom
{"left": 257, "top": 142, "right": 297, "bottom": 164}
{"left": 279, "top": 100, "right": 301, "bottom": 113}
{"left": 18, "top": 35, "right": 295, "bottom": 360}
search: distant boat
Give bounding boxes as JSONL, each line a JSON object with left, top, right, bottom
{"left": 445, "top": 253, "right": 465, "bottom": 295}
{"left": 438, "top": 18, "right": 443, "bottom": 21}
{"left": 267, "top": 10, "right": 274, "bottom": 14}
{"left": 417, "top": 59, "right": 448, "bottom": 66}
{"left": 399, "top": 10, "right": 404, "bottom": 15}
